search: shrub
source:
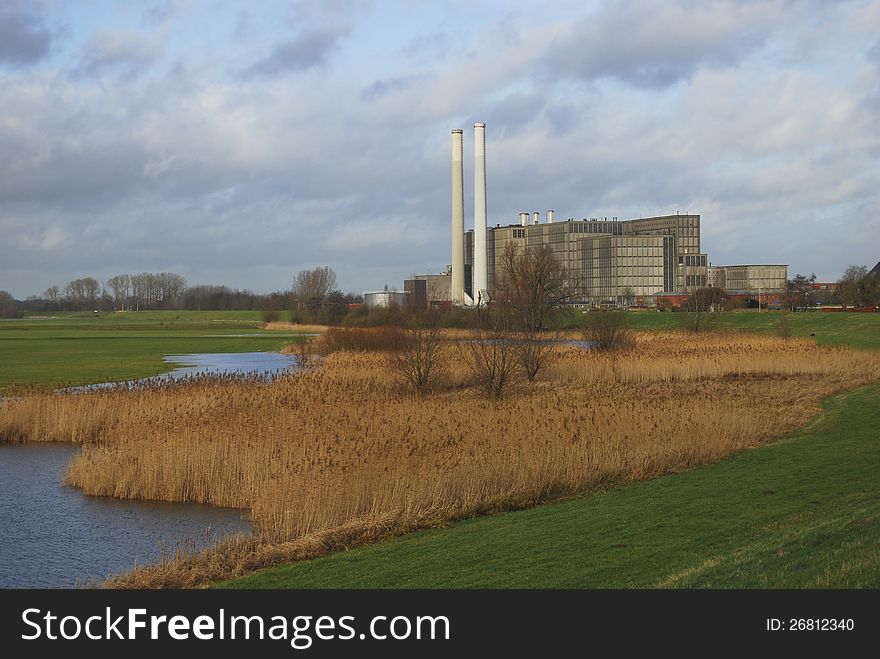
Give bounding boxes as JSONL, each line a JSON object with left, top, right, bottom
{"left": 459, "top": 327, "right": 520, "bottom": 399}
{"left": 392, "top": 322, "right": 447, "bottom": 394}
{"left": 289, "top": 309, "right": 314, "bottom": 324}
{"left": 516, "top": 332, "right": 558, "bottom": 382}
{"left": 581, "top": 310, "right": 634, "bottom": 351}
{"left": 292, "top": 337, "right": 316, "bottom": 370}
{"left": 776, "top": 312, "right": 792, "bottom": 341}
{"left": 315, "top": 327, "right": 400, "bottom": 354}
{"left": 260, "top": 309, "right": 281, "bottom": 324}
{"left": 679, "top": 288, "right": 725, "bottom": 333}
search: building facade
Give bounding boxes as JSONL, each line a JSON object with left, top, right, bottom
{"left": 464, "top": 213, "right": 708, "bottom": 306}
{"left": 712, "top": 265, "right": 788, "bottom": 294}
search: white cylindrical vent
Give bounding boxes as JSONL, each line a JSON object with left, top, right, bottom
{"left": 450, "top": 129, "right": 465, "bottom": 305}
{"left": 533, "top": 211, "right": 539, "bottom": 225}
{"left": 519, "top": 212, "right": 528, "bottom": 226}
{"left": 473, "top": 122, "right": 488, "bottom": 304}
{"left": 547, "top": 209, "right": 555, "bottom": 223}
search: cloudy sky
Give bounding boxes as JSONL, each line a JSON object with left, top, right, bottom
{"left": 2, "top": 0, "right": 879, "bottom": 298}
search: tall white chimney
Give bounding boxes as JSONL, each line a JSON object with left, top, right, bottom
{"left": 519, "top": 212, "right": 528, "bottom": 226}
{"left": 547, "top": 209, "right": 555, "bottom": 223}
{"left": 450, "top": 129, "right": 465, "bottom": 305}
{"left": 533, "top": 211, "right": 540, "bottom": 225}
{"left": 473, "top": 122, "right": 488, "bottom": 303}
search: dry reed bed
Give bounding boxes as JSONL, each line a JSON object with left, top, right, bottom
{"left": 262, "top": 322, "right": 328, "bottom": 334}
{"left": 1, "top": 332, "right": 878, "bottom": 587}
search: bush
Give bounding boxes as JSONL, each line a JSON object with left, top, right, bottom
{"left": 260, "top": 309, "right": 281, "bottom": 323}
{"left": 292, "top": 337, "right": 316, "bottom": 370}
{"left": 776, "top": 311, "right": 792, "bottom": 341}
{"left": 288, "top": 309, "right": 314, "bottom": 324}
{"left": 341, "top": 305, "right": 406, "bottom": 327}
{"left": 459, "top": 327, "right": 520, "bottom": 399}
{"left": 678, "top": 288, "right": 725, "bottom": 333}
{"left": 581, "top": 310, "right": 634, "bottom": 351}
{"left": 516, "top": 332, "right": 558, "bottom": 382}
{"left": 392, "top": 322, "right": 447, "bottom": 394}
{"left": 315, "top": 327, "right": 400, "bottom": 354}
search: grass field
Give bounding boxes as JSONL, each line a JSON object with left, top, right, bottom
{"left": 0, "top": 311, "right": 306, "bottom": 391}
{"left": 625, "top": 310, "right": 880, "bottom": 350}
{"left": 219, "top": 382, "right": 880, "bottom": 588}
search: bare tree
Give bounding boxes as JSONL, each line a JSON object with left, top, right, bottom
{"left": 493, "top": 243, "right": 575, "bottom": 331}
{"left": 63, "top": 277, "right": 100, "bottom": 309}
{"left": 492, "top": 243, "right": 574, "bottom": 382}
{"left": 839, "top": 265, "right": 870, "bottom": 308}
{"left": 459, "top": 309, "right": 520, "bottom": 400}
{"left": 106, "top": 274, "right": 131, "bottom": 311}
{"left": 43, "top": 286, "right": 60, "bottom": 310}
{"left": 392, "top": 313, "right": 446, "bottom": 394}
{"left": 679, "top": 287, "right": 725, "bottom": 332}
{"left": 293, "top": 266, "right": 337, "bottom": 311}
{"left": 157, "top": 272, "right": 187, "bottom": 308}
{"left": 787, "top": 273, "right": 816, "bottom": 311}
{"left": 0, "top": 290, "right": 20, "bottom": 318}
{"left": 516, "top": 331, "right": 560, "bottom": 382}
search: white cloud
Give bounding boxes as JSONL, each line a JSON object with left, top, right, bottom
{"left": 1, "top": 0, "right": 878, "bottom": 298}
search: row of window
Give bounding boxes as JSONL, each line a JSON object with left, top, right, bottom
{"left": 617, "top": 247, "right": 664, "bottom": 257}
{"left": 685, "top": 275, "right": 708, "bottom": 287}
{"left": 569, "top": 222, "right": 623, "bottom": 234}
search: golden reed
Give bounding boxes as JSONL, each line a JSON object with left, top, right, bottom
{"left": 1, "top": 331, "right": 878, "bottom": 587}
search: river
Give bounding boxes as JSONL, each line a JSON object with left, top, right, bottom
{"left": 0, "top": 351, "right": 300, "bottom": 588}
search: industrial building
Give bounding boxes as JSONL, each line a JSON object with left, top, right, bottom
{"left": 707, "top": 265, "right": 789, "bottom": 295}
{"left": 439, "top": 122, "right": 787, "bottom": 309}
{"left": 364, "top": 290, "right": 409, "bottom": 308}
{"left": 465, "top": 212, "right": 708, "bottom": 306}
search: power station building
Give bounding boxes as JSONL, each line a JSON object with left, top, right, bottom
{"left": 439, "top": 122, "right": 786, "bottom": 308}
{"left": 464, "top": 212, "right": 708, "bottom": 306}
{"left": 707, "top": 265, "right": 789, "bottom": 295}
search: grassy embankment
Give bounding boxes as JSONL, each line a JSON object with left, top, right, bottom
{"left": 0, "top": 311, "right": 311, "bottom": 392}
{"left": 217, "top": 312, "right": 880, "bottom": 589}
{"left": 625, "top": 309, "right": 880, "bottom": 350}
{"left": 2, "top": 318, "right": 878, "bottom": 588}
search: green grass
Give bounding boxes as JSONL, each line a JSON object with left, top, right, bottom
{"left": 0, "top": 310, "right": 307, "bottom": 390}
{"left": 625, "top": 309, "right": 880, "bottom": 350}
{"left": 219, "top": 382, "right": 880, "bottom": 589}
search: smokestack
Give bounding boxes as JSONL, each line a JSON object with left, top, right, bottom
{"left": 519, "top": 212, "right": 528, "bottom": 227}
{"left": 450, "top": 129, "right": 465, "bottom": 305}
{"left": 533, "top": 211, "right": 540, "bottom": 225}
{"left": 473, "top": 122, "right": 488, "bottom": 303}
{"left": 547, "top": 209, "right": 555, "bottom": 223}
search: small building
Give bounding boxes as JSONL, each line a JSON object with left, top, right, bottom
{"left": 404, "top": 267, "right": 453, "bottom": 309}
{"left": 363, "top": 290, "right": 409, "bottom": 309}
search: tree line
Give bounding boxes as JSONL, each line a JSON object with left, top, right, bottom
{"left": 4, "top": 267, "right": 362, "bottom": 317}
{"left": 788, "top": 264, "right": 880, "bottom": 310}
